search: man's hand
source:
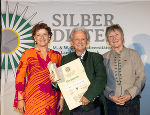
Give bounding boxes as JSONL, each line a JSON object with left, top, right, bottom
{"left": 80, "top": 96, "right": 90, "bottom": 105}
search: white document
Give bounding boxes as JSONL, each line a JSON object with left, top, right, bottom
{"left": 47, "top": 62, "right": 61, "bottom": 82}
{"left": 57, "top": 58, "right": 91, "bottom": 110}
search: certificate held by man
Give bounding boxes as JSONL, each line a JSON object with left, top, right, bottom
{"left": 57, "top": 58, "right": 90, "bottom": 110}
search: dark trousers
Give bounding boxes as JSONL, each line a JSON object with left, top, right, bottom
{"left": 106, "top": 96, "right": 140, "bottom": 115}
{"left": 70, "top": 106, "right": 101, "bottom": 115}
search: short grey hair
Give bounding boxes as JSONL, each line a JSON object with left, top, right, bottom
{"left": 69, "top": 27, "right": 90, "bottom": 41}
{"left": 105, "top": 24, "right": 124, "bottom": 43}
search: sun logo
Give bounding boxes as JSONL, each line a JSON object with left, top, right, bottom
{"left": 1, "top": 2, "right": 37, "bottom": 82}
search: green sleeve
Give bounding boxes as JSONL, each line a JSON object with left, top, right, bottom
{"left": 84, "top": 54, "right": 107, "bottom": 102}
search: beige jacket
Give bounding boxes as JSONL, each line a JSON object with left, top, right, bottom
{"left": 103, "top": 47, "right": 145, "bottom": 99}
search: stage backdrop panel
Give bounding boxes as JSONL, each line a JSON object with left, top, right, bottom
{"left": 1, "top": 0, "right": 150, "bottom": 115}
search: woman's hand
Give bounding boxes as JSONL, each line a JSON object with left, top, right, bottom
{"left": 109, "top": 94, "right": 131, "bottom": 105}
{"left": 18, "top": 99, "right": 25, "bottom": 113}
{"left": 109, "top": 95, "right": 123, "bottom": 105}
{"left": 18, "top": 92, "right": 25, "bottom": 113}
{"left": 50, "top": 73, "right": 57, "bottom": 83}
{"left": 57, "top": 96, "right": 64, "bottom": 112}
{"left": 118, "top": 94, "right": 131, "bottom": 104}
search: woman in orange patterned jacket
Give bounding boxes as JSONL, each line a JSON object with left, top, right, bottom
{"left": 14, "top": 23, "right": 63, "bottom": 115}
